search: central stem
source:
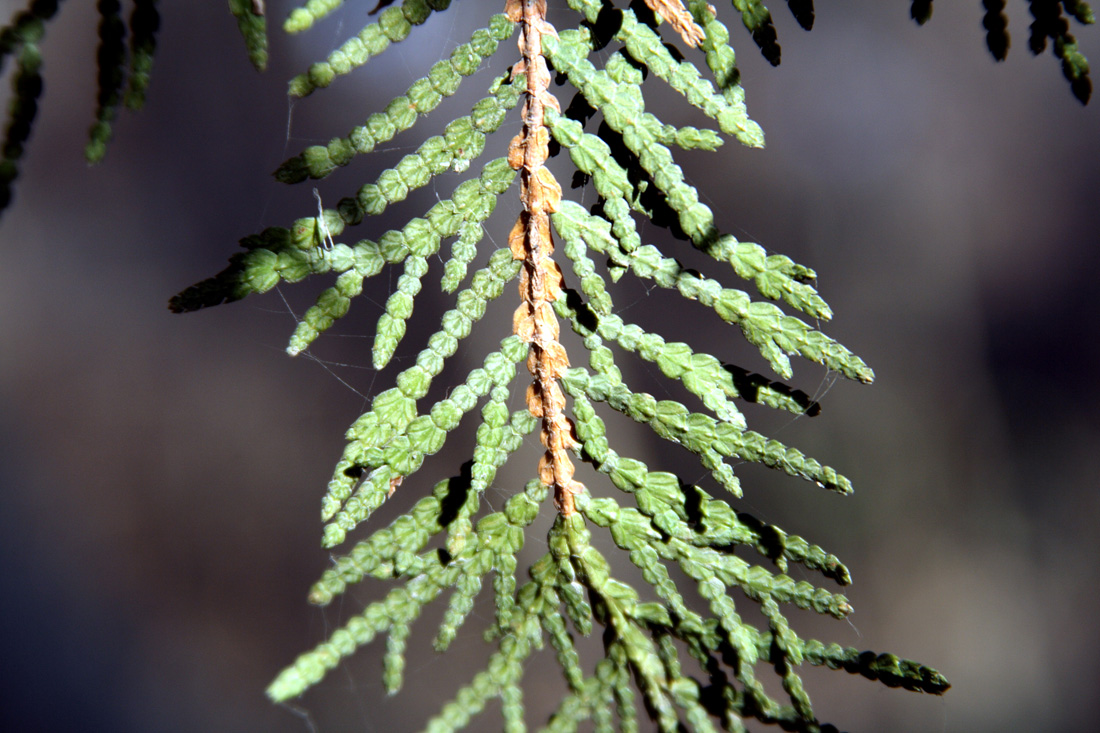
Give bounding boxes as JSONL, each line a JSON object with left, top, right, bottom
{"left": 506, "top": 0, "right": 581, "bottom": 515}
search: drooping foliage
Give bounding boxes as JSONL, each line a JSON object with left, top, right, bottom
{"left": 4, "top": 0, "right": 1095, "bottom": 730}
{"left": 909, "top": 0, "right": 1094, "bottom": 102}
{"left": 1, "top": 0, "right": 162, "bottom": 209}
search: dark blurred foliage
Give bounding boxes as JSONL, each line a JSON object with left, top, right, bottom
{"left": 0, "top": 1, "right": 1097, "bottom": 731}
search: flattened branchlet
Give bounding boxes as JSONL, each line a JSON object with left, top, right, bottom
{"left": 196, "top": 1, "right": 949, "bottom": 728}
{"left": 5, "top": 0, "right": 1095, "bottom": 729}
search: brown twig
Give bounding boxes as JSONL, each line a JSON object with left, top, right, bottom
{"left": 643, "top": 0, "right": 707, "bottom": 47}
{"left": 505, "top": 0, "right": 584, "bottom": 516}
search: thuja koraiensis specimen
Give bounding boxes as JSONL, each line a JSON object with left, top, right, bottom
{"left": 5, "top": 0, "right": 1097, "bottom": 730}
{"left": 171, "top": 0, "right": 954, "bottom": 729}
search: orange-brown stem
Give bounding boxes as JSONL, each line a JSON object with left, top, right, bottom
{"left": 506, "top": 0, "right": 583, "bottom": 516}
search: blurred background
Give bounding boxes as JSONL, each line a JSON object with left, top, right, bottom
{"left": 1, "top": 1, "right": 1097, "bottom": 731}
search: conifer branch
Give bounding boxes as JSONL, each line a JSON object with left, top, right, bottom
{"left": 285, "top": 0, "right": 344, "bottom": 34}
{"left": 17, "top": 1, "right": 1100, "bottom": 729}
{"left": 287, "top": 0, "right": 451, "bottom": 97}
{"left": 0, "top": 0, "right": 58, "bottom": 211}
{"left": 85, "top": 0, "right": 132, "bottom": 163}
{"left": 228, "top": 0, "right": 268, "bottom": 70}
{"left": 122, "top": 0, "right": 159, "bottom": 110}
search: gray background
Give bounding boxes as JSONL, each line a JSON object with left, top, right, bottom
{"left": 1, "top": 1, "right": 1097, "bottom": 731}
